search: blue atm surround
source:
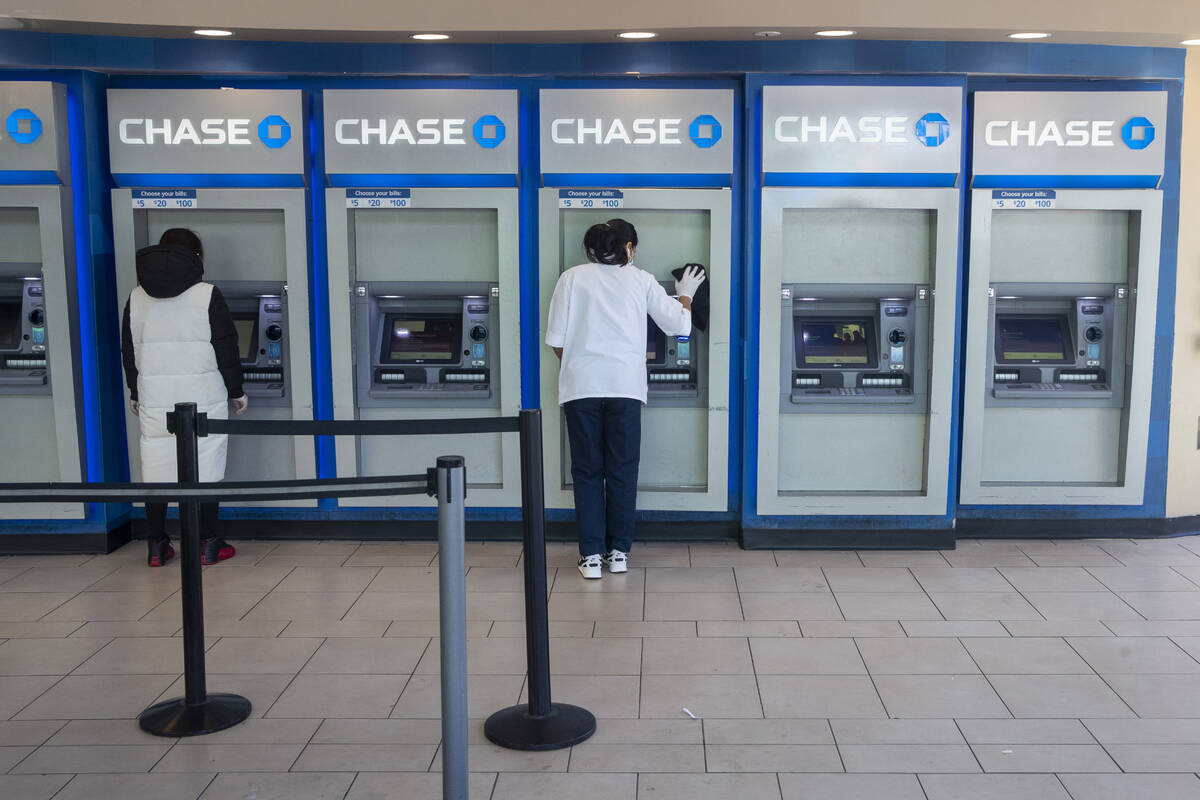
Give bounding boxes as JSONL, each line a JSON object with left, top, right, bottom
{"left": 0, "top": 31, "right": 1187, "bottom": 550}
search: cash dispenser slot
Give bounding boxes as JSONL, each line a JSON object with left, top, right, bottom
{"left": 223, "top": 288, "right": 288, "bottom": 404}
{"left": 0, "top": 277, "right": 49, "bottom": 392}
{"left": 645, "top": 293, "right": 700, "bottom": 400}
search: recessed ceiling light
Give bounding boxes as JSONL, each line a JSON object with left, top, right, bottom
{"left": 626, "top": 71, "right": 641, "bottom": 74}
{"left": 411, "top": 33, "right": 450, "bottom": 40}
{"left": 755, "top": 31, "right": 782, "bottom": 38}
{"left": 193, "top": 29, "right": 232, "bottom": 37}
{"left": 1009, "top": 32, "right": 1051, "bottom": 39}
{"left": 815, "top": 30, "right": 856, "bottom": 37}
{"left": 618, "top": 32, "right": 657, "bottom": 40}
{"left": 1182, "top": 39, "right": 1200, "bottom": 46}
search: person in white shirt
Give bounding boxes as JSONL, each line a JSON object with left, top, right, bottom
{"left": 545, "top": 219, "right": 706, "bottom": 579}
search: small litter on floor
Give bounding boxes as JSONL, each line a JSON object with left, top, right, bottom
{"left": 682, "top": 707, "right": 697, "bottom": 719}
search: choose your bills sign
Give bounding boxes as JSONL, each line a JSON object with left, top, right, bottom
{"left": 107, "top": 89, "right": 305, "bottom": 176}
{"left": 539, "top": 88, "right": 734, "bottom": 175}
{"left": 972, "top": 91, "right": 1168, "bottom": 180}
{"left": 0, "top": 82, "right": 69, "bottom": 182}
{"left": 323, "top": 89, "right": 518, "bottom": 176}
{"left": 761, "top": 84, "right": 963, "bottom": 176}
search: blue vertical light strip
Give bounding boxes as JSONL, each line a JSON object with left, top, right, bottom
{"left": 947, "top": 80, "right": 970, "bottom": 519}
{"left": 742, "top": 76, "right": 763, "bottom": 524}
{"left": 307, "top": 92, "right": 337, "bottom": 496}
{"left": 518, "top": 81, "right": 540, "bottom": 409}
{"left": 726, "top": 81, "right": 745, "bottom": 514}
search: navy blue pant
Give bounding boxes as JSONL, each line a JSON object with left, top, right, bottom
{"left": 563, "top": 397, "right": 642, "bottom": 557}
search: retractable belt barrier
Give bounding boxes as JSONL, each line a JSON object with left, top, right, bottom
{"left": 0, "top": 402, "right": 594, "bottom": 800}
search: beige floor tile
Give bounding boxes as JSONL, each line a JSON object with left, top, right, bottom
{"left": 0, "top": 566, "right": 118, "bottom": 593}
{"left": 840, "top": 743, "right": 980, "bottom": 772}
{"left": 304, "top": 637, "right": 429, "bottom": 674}
{"left": 39, "top": 592, "right": 170, "bottom": 622}
{"left": 707, "top": 743, "right": 841, "bottom": 772}
{"left": 780, "top": 773, "right": 925, "bottom": 800}
{"left": 688, "top": 546, "right": 777, "bottom": 567}
{"left": 551, "top": 568, "right": 644, "bottom": 593}
{"left": 430, "top": 741, "right": 568, "bottom": 772}
{"left": 175, "top": 718, "right": 320, "bottom": 745}
{"left": 874, "top": 675, "right": 1009, "bottom": 718}
{"left": 194, "top": 619, "right": 291, "bottom": 638}
{"left": 1083, "top": 717, "right": 1200, "bottom": 744}
{"left": 244, "top": 591, "right": 361, "bottom": 621}
{"left": 941, "top": 552, "right": 1037, "bottom": 568}
{"left": 962, "top": 637, "right": 1093, "bottom": 675}
{"left": 1087, "top": 567, "right": 1199, "bottom": 592}
{"left": 267, "top": 540, "right": 361, "bottom": 556}
{"left": 930, "top": 592, "right": 1042, "bottom": 621}
{"left": 391, "top": 674, "right": 524, "bottom": 719}
{"left": 703, "top": 719, "right": 832, "bottom": 744}
{"left": 197, "top": 566, "right": 294, "bottom": 593}
{"left": 73, "top": 636, "right": 201, "bottom": 675}
{"left": 490, "top": 620, "right": 593, "bottom": 637}
{"left": 586, "top": 718, "right": 703, "bottom": 744}
{"left": 311, "top": 718, "right": 443, "bottom": 744}
{"left": 549, "top": 637, "right": 641, "bottom": 675}
{"left": 971, "top": 743, "right": 1118, "bottom": 772}
{"left": 205, "top": 637, "right": 323, "bottom": 674}
{"left": 645, "top": 567, "right": 735, "bottom": 593}
{"left": 835, "top": 592, "right": 942, "bottom": 620}
{"left": 699, "top": 621, "right": 801, "bottom": 637}
{"left": 52, "top": 773, "right": 214, "bottom": 800}
{"left": 275, "top": 566, "right": 380, "bottom": 592}
{"left": 1, "top": 554, "right": 94, "bottom": 567}
{"left": 1103, "top": 674, "right": 1200, "bottom": 717}
{"left": 493, "top": 772, "right": 636, "bottom": 800}
{"left": 740, "top": 593, "right": 843, "bottom": 621}
{"left": 749, "top": 637, "right": 866, "bottom": 675}
{"left": 364, "top": 566, "right": 441, "bottom": 592}
{"left": 799, "top": 620, "right": 905, "bottom": 637}
{"left": 267, "top": 674, "right": 409, "bottom": 718}
{"left": 1023, "top": 550, "right": 1122, "bottom": 568}
{"left": 1102, "top": 544, "right": 1200, "bottom": 567}
{"left": 830, "top": 719, "right": 964, "bottom": 744}
{"left": 12, "top": 743, "right": 170, "bottom": 773}
{"left": 16, "top": 674, "right": 176, "bottom": 719}
{"left": 858, "top": 551, "right": 951, "bottom": 568}
{"left": 1002, "top": 620, "right": 1113, "bottom": 637}
{"left": 1101, "top": 745, "right": 1200, "bottom": 772}
{"left": 0, "top": 776, "right": 72, "bottom": 800}
{"left": 281, "top": 620, "right": 390, "bottom": 637}
{"left": 733, "top": 567, "right": 829, "bottom": 593}
{"left": 1074, "top": 636, "right": 1200, "bottom": 673}
{"left": 385, "top": 619, "right": 492, "bottom": 637}
{"left": 900, "top": 621, "right": 1010, "bottom": 637}
{"left": 291, "top": 743, "right": 435, "bottom": 771}
{"left": 569, "top": 742, "right": 704, "bottom": 772}
{"left": 594, "top": 621, "right": 695, "bottom": 637}
{"left": 645, "top": 592, "right": 741, "bottom": 621}
{"left": 0, "top": 592, "right": 78, "bottom": 621}
{"left": 415, "top": 636, "right": 525, "bottom": 675}
{"left": 0, "top": 620, "right": 85, "bottom": 637}
{"left": 1023, "top": 592, "right": 1141, "bottom": 620}
{"left": 142, "top": 592, "right": 269, "bottom": 624}
{"left": 910, "top": 567, "right": 1013, "bottom": 593}
{"left": 640, "top": 773, "right": 782, "bottom": 800}
{"left": 547, "top": 592, "right": 644, "bottom": 621}
{"left": 1000, "top": 567, "right": 1106, "bottom": 592}
{"left": 771, "top": 551, "right": 863, "bottom": 568}
{"left": 1118, "top": 591, "right": 1200, "bottom": 620}
{"left": 919, "top": 773, "right": 1072, "bottom": 800}
{"left": 201, "top": 772, "right": 355, "bottom": 800}
{"left": 956, "top": 718, "right": 1095, "bottom": 744}
{"left": 0, "top": 745, "right": 34, "bottom": 771}
{"left": 757, "top": 675, "right": 885, "bottom": 718}
{"left": 154, "top": 743, "right": 305, "bottom": 772}
{"left": 0, "top": 720, "right": 63, "bottom": 746}
{"left": 464, "top": 592, "right": 527, "bottom": 621}
{"left": 69, "top": 620, "right": 180, "bottom": 638}
{"left": 639, "top": 675, "right": 762, "bottom": 719}
{"left": 45, "top": 718, "right": 178, "bottom": 745}
{"left": 857, "top": 637, "right": 978, "bottom": 675}
{"left": 1057, "top": 773, "right": 1200, "bottom": 800}
{"left": 988, "top": 675, "right": 1134, "bottom": 718}
{"left": 0, "top": 675, "right": 60, "bottom": 718}
{"left": 824, "top": 568, "right": 920, "bottom": 593}
{"left": 642, "top": 637, "right": 751, "bottom": 674}
{"left": 520, "top": 675, "right": 641, "bottom": 718}
{"left": 0, "top": 637, "right": 109, "bottom": 675}
{"left": 344, "top": 772, "right": 497, "bottom": 800}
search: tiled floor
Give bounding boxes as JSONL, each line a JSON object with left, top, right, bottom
{"left": 5, "top": 538, "right": 1200, "bottom": 797}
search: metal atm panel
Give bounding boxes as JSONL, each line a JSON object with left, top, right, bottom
{"left": 539, "top": 189, "right": 732, "bottom": 510}
{"left": 111, "top": 189, "right": 316, "bottom": 507}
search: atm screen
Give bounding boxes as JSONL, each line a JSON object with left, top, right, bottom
{"left": 0, "top": 299, "right": 21, "bottom": 350}
{"left": 231, "top": 315, "right": 258, "bottom": 364}
{"left": 995, "top": 315, "right": 1073, "bottom": 364}
{"left": 794, "top": 317, "right": 877, "bottom": 368}
{"left": 381, "top": 313, "right": 462, "bottom": 363}
{"left": 646, "top": 319, "right": 667, "bottom": 365}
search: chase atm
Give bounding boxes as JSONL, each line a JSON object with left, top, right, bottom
{"left": 752, "top": 82, "right": 964, "bottom": 534}
{"left": 960, "top": 91, "right": 1165, "bottom": 506}
{"left": 538, "top": 87, "right": 734, "bottom": 514}
{"left": 108, "top": 89, "right": 316, "bottom": 507}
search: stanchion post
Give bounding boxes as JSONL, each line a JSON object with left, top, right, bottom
{"left": 484, "top": 409, "right": 596, "bottom": 751}
{"left": 138, "top": 402, "right": 251, "bottom": 737}
{"left": 436, "top": 456, "right": 469, "bottom": 800}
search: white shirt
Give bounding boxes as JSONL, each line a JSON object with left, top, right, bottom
{"left": 546, "top": 261, "right": 691, "bottom": 405}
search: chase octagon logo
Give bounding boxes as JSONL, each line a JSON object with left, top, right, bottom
{"left": 915, "top": 112, "right": 950, "bottom": 148}
{"left": 257, "top": 114, "right": 292, "bottom": 149}
{"left": 6, "top": 108, "right": 42, "bottom": 144}
{"left": 1122, "top": 116, "right": 1155, "bottom": 150}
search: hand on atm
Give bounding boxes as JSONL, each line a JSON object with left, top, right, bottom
{"left": 674, "top": 264, "right": 707, "bottom": 301}
{"left": 129, "top": 399, "right": 138, "bottom": 416}
{"left": 231, "top": 395, "right": 249, "bottom": 415}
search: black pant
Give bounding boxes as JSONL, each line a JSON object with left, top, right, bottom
{"left": 145, "top": 502, "right": 219, "bottom": 541}
{"left": 563, "top": 397, "right": 642, "bottom": 557}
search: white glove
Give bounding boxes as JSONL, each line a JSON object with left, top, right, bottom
{"left": 674, "top": 264, "right": 707, "bottom": 300}
{"left": 129, "top": 399, "right": 138, "bottom": 415}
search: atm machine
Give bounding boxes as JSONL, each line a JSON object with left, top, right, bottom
{"left": 323, "top": 89, "right": 522, "bottom": 509}
{"left": 959, "top": 91, "right": 1165, "bottom": 507}
{"left": 0, "top": 82, "right": 87, "bottom": 523}
{"left": 107, "top": 89, "right": 315, "bottom": 510}
{"left": 751, "top": 83, "right": 964, "bottom": 543}
{"left": 538, "top": 88, "right": 734, "bottom": 514}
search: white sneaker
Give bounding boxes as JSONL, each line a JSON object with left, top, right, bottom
{"left": 577, "top": 554, "right": 603, "bottom": 580}
{"left": 604, "top": 550, "right": 628, "bottom": 574}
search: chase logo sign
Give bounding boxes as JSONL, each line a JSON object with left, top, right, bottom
{"left": 5, "top": 108, "right": 41, "bottom": 144}
{"left": 916, "top": 113, "right": 950, "bottom": 147}
{"left": 333, "top": 114, "right": 508, "bottom": 148}
{"left": 1121, "top": 116, "right": 1155, "bottom": 150}
{"left": 117, "top": 114, "right": 296, "bottom": 148}
{"left": 773, "top": 112, "right": 951, "bottom": 147}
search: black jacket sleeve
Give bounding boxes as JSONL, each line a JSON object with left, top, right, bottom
{"left": 208, "top": 286, "right": 245, "bottom": 399}
{"left": 121, "top": 299, "right": 138, "bottom": 401}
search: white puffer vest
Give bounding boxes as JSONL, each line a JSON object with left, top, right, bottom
{"left": 128, "top": 282, "right": 229, "bottom": 482}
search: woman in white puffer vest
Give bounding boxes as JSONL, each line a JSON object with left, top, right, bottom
{"left": 121, "top": 228, "right": 248, "bottom": 568}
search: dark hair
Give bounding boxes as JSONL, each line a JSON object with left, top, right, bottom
{"left": 583, "top": 218, "right": 638, "bottom": 266}
{"left": 158, "top": 228, "right": 203, "bottom": 260}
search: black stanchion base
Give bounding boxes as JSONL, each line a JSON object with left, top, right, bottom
{"left": 138, "top": 693, "right": 252, "bottom": 737}
{"left": 484, "top": 703, "right": 596, "bottom": 751}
